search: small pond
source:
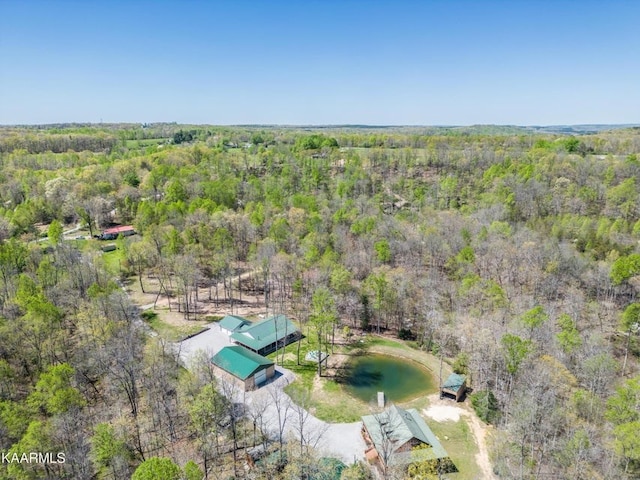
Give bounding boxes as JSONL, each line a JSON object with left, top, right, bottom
{"left": 343, "top": 354, "right": 436, "bottom": 403}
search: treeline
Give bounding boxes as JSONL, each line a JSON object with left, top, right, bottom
{"left": 0, "top": 133, "right": 118, "bottom": 154}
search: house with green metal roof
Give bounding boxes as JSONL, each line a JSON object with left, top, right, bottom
{"left": 230, "top": 314, "right": 301, "bottom": 355}
{"left": 211, "top": 346, "right": 275, "bottom": 391}
{"left": 219, "top": 315, "right": 252, "bottom": 335}
{"left": 441, "top": 373, "right": 467, "bottom": 402}
{"left": 361, "top": 405, "right": 453, "bottom": 474}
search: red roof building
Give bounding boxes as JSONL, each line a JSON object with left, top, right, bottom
{"left": 102, "top": 225, "right": 135, "bottom": 235}
{"left": 100, "top": 225, "right": 136, "bottom": 239}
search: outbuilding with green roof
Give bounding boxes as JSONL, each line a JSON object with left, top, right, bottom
{"left": 211, "top": 346, "right": 275, "bottom": 391}
{"left": 219, "top": 315, "right": 252, "bottom": 335}
{"left": 441, "top": 373, "right": 467, "bottom": 402}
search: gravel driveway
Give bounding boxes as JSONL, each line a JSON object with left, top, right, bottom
{"left": 244, "top": 381, "right": 366, "bottom": 464}
{"left": 175, "top": 325, "right": 366, "bottom": 464}
{"left": 175, "top": 321, "right": 235, "bottom": 367}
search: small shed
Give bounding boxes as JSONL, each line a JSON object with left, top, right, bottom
{"left": 211, "top": 346, "right": 275, "bottom": 391}
{"left": 219, "top": 315, "right": 251, "bottom": 335}
{"left": 441, "top": 373, "right": 467, "bottom": 402}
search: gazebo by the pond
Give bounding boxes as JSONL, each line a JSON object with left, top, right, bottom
{"left": 305, "top": 350, "right": 328, "bottom": 364}
{"left": 440, "top": 373, "right": 467, "bottom": 402}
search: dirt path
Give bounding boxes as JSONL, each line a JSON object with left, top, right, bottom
{"left": 466, "top": 412, "right": 495, "bottom": 480}
{"left": 423, "top": 394, "right": 496, "bottom": 480}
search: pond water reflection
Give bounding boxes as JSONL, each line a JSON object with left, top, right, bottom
{"left": 343, "top": 354, "right": 436, "bottom": 403}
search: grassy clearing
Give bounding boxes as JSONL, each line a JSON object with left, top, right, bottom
{"left": 140, "top": 310, "right": 208, "bottom": 342}
{"left": 271, "top": 332, "right": 368, "bottom": 423}
{"left": 125, "top": 138, "right": 167, "bottom": 148}
{"left": 99, "top": 248, "right": 126, "bottom": 276}
{"left": 427, "top": 420, "right": 481, "bottom": 480}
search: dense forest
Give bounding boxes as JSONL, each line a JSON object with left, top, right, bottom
{"left": 1, "top": 123, "right": 640, "bottom": 479}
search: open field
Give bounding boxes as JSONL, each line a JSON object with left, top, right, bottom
{"left": 125, "top": 138, "right": 168, "bottom": 148}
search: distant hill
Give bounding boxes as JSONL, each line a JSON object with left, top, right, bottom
{"left": 234, "top": 123, "right": 640, "bottom": 136}
{"left": 527, "top": 124, "right": 640, "bottom": 134}
{"left": 2, "top": 122, "right": 638, "bottom": 137}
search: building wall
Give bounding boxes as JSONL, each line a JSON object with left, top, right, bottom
{"left": 256, "top": 332, "right": 301, "bottom": 356}
{"left": 244, "top": 364, "right": 276, "bottom": 391}
{"left": 211, "top": 365, "right": 244, "bottom": 391}
{"left": 441, "top": 380, "right": 467, "bottom": 401}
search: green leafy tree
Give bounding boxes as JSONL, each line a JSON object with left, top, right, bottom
{"left": 564, "top": 137, "right": 581, "bottom": 153}
{"left": 13, "top": 275, "right": 63, "bottom": 372}
{"left": 521, "top": 305, "right": 548, "bottom": 338}
{"left": 452, "top": 352, "right": 469, "bottom": 375}
{"left": 165, "top": 179, "right": 188, "bottom": 203}
{"left": 27, "top": 363, "right": 85, "bottom": 415}
{"left": 611, "top": 253, "right": 640, "bottom": 285}
{"left": 47, "top": 219, "right": 63, "bottom": 244}
{"left": 470, "top": 390, "right": 500, "bottom": 424}
{"left": 123, "top": 171, "right": 141, "bottom": 187}
{"left": 374, "top": 239, "right": 392, "bottom": 264}
{"left": 6, "top": 420, "right": 62, "bottom": 480}
{"left": 126, "top": 239, "right": 152, "bottom": 293}
{"left": 557, "top": 429, "right": 591, "bottom": 476}
{"left": 188, "top": 383, "right": 228, "bottom": 475}
{"left": 501, "top": 334, "right": 533, "bottom": 375}
{"left": 363, "top": 270, "right": 389, "bottom": 334}
{"left": 91, "top": 422, "right": 130, "bottom": 479}
{"left": 606, "top": 376, "right": 640, "bottom": 474}
{"left": 309, "top": 287, "right": 337, "bottom": 376}
{"left": 621, "top": 304, "right": 640, "bottom": 375}
{"left": 183, "top": 461, "right": 204, "bottom": 480}
{"left": 556, "top": 313, "right": 582, "bottom": 354}
{"left": 0, "top": 400, "right": 32, "bottom": 441}
{"left": 613, "top": 422, "right": 640, "bottom": 474}
{"left": 295, "top": 134, "right": 338, "bottom": 150}
{"left": 340, "top": 462, "right": 371, "bottom": 480}
{"left": 0, "top": 238, "right": 28, "bottom": 302}
{"left": 131, "top": 457, "right": 181, "bottom": 480}
{"left": 329, "top": 264, "right": 352, "bottom": 294}
{"left": 606, "top": 376, "right": 640, "bottom": 426}
{"left": 456, "top": 245, "right": 475, "bottom": 263}
{"left": 607, "top": 177, "right": 638, "bottom": 220}
{"left": 439, "top": 175, "right": 459, "bottom": 208}
{"left": 75, "top": 207, "right": 93, "bottom": 236}
{"left": 501, "top": 334, "right": 533, "bottom": 399}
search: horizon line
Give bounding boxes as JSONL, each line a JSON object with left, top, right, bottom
{"left": 2, "top": 122, "right": 639, "bottom": 129}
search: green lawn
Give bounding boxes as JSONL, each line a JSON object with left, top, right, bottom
{"left": 100, "top": 248, "right": 126, "bottom": 276}
{"left": 427, "top": 420, "right": 482, "bottom": 480}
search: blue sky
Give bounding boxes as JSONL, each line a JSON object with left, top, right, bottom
{"left": 1, "top": 1, "right": 638, "bottom": 125}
